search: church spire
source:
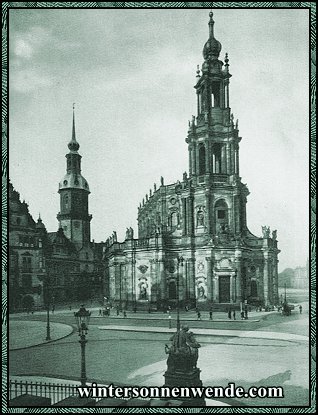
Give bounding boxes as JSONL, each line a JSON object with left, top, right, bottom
{"left": 208, "top": 11, "right": 215, "bottom": 38}
{"left": 68, "top": 103, "right": 80, "bottom": 152}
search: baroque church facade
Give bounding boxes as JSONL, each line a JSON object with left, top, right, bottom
{"left": 104, "top": 13, "right": 280, "bottom": 310}
{"left": 8, "top": 111, "right": 104, "bottom": 311}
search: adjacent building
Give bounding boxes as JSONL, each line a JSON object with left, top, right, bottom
{"left": 8, "top": 110, "right": 104, "bottom": 311}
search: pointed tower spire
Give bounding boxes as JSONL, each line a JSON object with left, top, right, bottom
{"left": 68, "top": 103, "right": 80, "bottom": 152}
{"left": 72, "top": 102, "right": 76, "bottom": 141}
{"left": 209, "top": 11, "right": 215, "bottom": 38}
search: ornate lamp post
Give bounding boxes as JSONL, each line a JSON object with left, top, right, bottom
{"left": 44, "top": 270, "right": 51, "bottom": 341}
{"left": 74, "top": 305, "right": 91, "bottom": 386}
{"left": 176, "top": 256, "right": 184, "bottom": 331}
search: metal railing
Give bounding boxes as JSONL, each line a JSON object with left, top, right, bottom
{"left": 9, "top": 379, "right": 79, "bottom": 405}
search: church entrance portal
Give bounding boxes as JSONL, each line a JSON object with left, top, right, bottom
{"left": 219, "top": 275, "right": 230, "bottom": 303}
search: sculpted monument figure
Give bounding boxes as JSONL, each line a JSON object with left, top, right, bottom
{"left": 262, "top": 226, "right": 271, "bottom": 238}
{"left": 165, "top": 325, "right": 201, "bottom": 373}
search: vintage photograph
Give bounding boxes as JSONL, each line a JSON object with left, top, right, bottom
{"left": 6, "top": 4, "right": 311, "bottom": 409}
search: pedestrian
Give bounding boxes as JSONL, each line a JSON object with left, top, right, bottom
{"left": 69, "top": 305, "right": 72, "bottom": 311}
{"left": 241, "top": 311, "right": 244, "bottom": 320}
{"left": 197, "top": 311, "right": 201, "bottom": 320}
{"left": 123, "top": 310, "right": 127, "bottom": 318}
{"left": 299, "top": 305, "right": 302, "bottom": 314}
{"left": 133, "top": 305, "right": 137, "bottom": 313}
{"left": 116, "top": 306, "right": 120, "bottom": 316}
{"left": 52, "top": 306, "right": 55, "bottom": 314}
{"left": 228, "top": 309, "right": 232, "bottom": 319}
{"left": 209, "top": 310, "right": 213, "bottom": 320}
{"left": 244, "top": 308, "right": 248, "bottom": 319}
{"left": 99, "top": 309, "right": 102, "bottom": 316}
{"left": 233, "top": 310, "right": 236, "bottom": 320}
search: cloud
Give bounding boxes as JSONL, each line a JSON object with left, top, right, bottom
{"left": 14, "top": 39, "right": 33, "bottom": 58}
{"left": 10, "top": 68, "right": 54, "bottom": 93}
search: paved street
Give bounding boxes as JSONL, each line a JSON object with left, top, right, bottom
{"left": 8, "top": 289, "right": 311, "bottom": 407}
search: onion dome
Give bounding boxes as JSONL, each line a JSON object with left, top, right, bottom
{"left": 203, "top": 12, "right": 222, "bottom": 60}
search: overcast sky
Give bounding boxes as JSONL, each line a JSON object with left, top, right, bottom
{"left": 9, "top": 8, "right": 309, "bottom": 272}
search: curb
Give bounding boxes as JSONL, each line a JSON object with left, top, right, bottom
{"left": 9, "top": 322, "right": 75, "bottom": 352}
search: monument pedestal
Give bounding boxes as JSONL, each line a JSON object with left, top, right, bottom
{"left": 163, "top": 368, "right": 206, "bottom": 406}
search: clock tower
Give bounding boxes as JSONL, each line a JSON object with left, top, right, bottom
{"left": 57, "top": 106, "right": 92, "bottom": 249}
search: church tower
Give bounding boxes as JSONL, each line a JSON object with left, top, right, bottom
{"left": 57, "top": 106, "right": 92, "bottom": 249}
{"left": 186, "top": 11, "right": 249, "bottom": 239}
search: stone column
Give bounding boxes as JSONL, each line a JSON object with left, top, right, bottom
{"left": 230, "top": 273, "right": 237, "bottom": 303}
{"left": 188, "top": 146, "right": 192, "bottom": 177}
{"left": 196, "top": 144, "right": 200, "bottom": 176}
{"left": 272, "top": 258, "right": 279, "bottom": 305}
{"left": 213, "top": 275, "right": 219, "bottom": 302}
{"left": 206, "top": 257, "right": 212, "bottom": 301}
{"left": 205, "top": 141, "right": 210, "bottom": 174}
{"left": 263, "top": 251, "right": 269, "bottom": 306}
{"left": 189, "top": 258, "right": 196, "bottom": 300}
{"left": 221, "top": 145, "right": 227, "bottom": 174}
{"left": 226, "top": 142, "right": 231, "bottom": 175}
{"left": 187, "top": 196, "right": 194, "bottom": 236}
{"left": 236, "top": 146, "right": 240, "bottom": 175}
{"left": 182, "top": 198, "right": 187, "bottom": 236}
{"left": 235, "top": 249, "right": 242, "bottom": 303}
{"left": 225, "top": 81, "right": 229, "bottom": 108}
{"left": 210, "top": 144, "right": 214, "bottom": 173}
{"left": 192, "top": 145, "right": 196, "bottom": 177}
{"left": 159, "top": 260, "right": 166, "bottom": 302}
{"left": 205, "top": 191, "right": 211, "bottom": 234}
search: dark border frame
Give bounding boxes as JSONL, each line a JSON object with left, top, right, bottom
{"left": 2, "top": 2, "right": 316, "bottom": 413}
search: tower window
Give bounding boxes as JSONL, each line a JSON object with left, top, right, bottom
{"left": 211, "top": 82, "right": 220, "bottom": 107}
{"left": 217, "top": 210, "right": 226, "bottom": 219}
{"left": 198, "top": 144, "right": 206, "bottom": 175}
{"left": 64, "top": 195, "right": 69, "bottom": 209}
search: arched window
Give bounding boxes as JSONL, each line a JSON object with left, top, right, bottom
{"left": 198, "top": 145, "right": 206, "bottom": 175}
{"left": 215, "top": 199, "right": 229, "bottom": 233}
{"left": 64, "top": 194, "right": 69, "bottom": 210}
{"left": 211, "top": 81, "right": 220, "bottom": 107}
{"left": 168, "top": 280, "right": 177, "bottom": 299}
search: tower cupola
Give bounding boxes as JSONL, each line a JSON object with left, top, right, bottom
{"left": 202, "top": 12, "right": 222, "bottom": 61}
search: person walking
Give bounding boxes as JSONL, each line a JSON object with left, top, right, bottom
{"left": 197, "top": 311, "right": 201, "bottom": 320}
{"left": 228, "top": 309, "right": 232, "bottom": 319}
{"left": 299, "top": 305, "right": 302, "bottom": 314}
{"left": 123, "top": 310, "right": 127, "bottom": 318}
{"left": 233, "top": 310, "right": 236, "bottom": 320}
{"left": 209, "top": 310, "right": 213, "bottom": 320}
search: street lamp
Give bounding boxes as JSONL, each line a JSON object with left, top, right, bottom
{"left": 176, "top": 256, "right": 184, "bottom": 331}
{"left": 44, "top": 271, "right": 51, "bottom": 341}
{"left": 74, "top": 305, "right": 91, "bottom": 386}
